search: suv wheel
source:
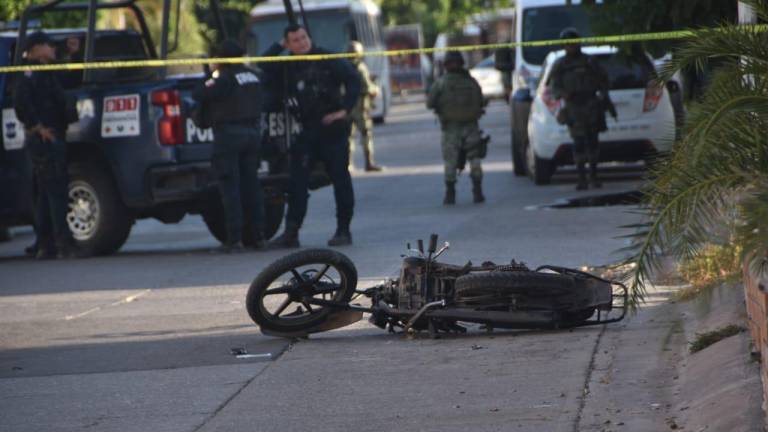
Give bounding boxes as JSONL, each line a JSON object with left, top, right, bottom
{"left": 525, "top": 141, "right": 554, "bottom": 185}
{"left": 68, "top": 163, "right": 133, "bottom": 256}
{"left": 202, "top": 189, "right": 286, "bottom": 245}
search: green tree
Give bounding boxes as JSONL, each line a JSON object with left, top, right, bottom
{"left": 625, "top": 0, "right": 768, "bottom": 308}
{"left": 1, "top": 0, "right": 86, "bottom": 29}
{"left": 194, "top": 0, "right": 263, "bottom": 52}
{"left": 376, "top": 0, "right": 510, "bottom": 47}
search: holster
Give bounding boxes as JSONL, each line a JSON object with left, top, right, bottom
{"left": 457, "top": 148, "right": 467, "bottom": 172}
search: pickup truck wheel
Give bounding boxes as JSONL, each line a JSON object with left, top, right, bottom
{"left": 202, "top": 191, "right": 286, "bottom": 245}
{"left": 68, "top": 163, "right": 133, "bottom": 256}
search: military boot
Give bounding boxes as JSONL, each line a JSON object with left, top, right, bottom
{"left": 589, "top": 160, "right": 602, "bottom": 189}
{"left": 472, "top": 178, "right": 485, "bottom": 204}
{"left": 328, "top": 222, "right": 352, "bottom": 246}
{"left": 576, "top": 162, "right": 589, "bottom": 191}
{"left": 443, "top": 182, "right": 456, "bottom": 206}
{"left": 268, "top": 222, "right": 300, "bottom": 249}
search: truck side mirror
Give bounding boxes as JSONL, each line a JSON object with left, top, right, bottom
{"left": 494, "top": 47, "right": 515, "bottom": 72}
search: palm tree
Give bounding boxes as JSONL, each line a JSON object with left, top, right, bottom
{"left": 625, "top": 0, "right": 768, "bottom": 308}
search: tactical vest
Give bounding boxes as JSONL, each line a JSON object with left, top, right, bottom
{"left": 291, "top": 61, "right": 344, "bottom": 124}
{"left": 207, "top": 66, "right": 262, "bottom": 126}
{"left": 437, "top": 71, "right": 483, "bottom": 123}
{"left": 558, "top": 55, "right": 602, "bottom": 102}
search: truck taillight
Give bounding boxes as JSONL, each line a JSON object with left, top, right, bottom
{"left": 151, "top": 89, "right": 183, "bottom": 146}
{"left": 541, "top": 87, "right": 561, "bottom": 116}
{"left": 643, "top": 82, "right": 664, "bottom": 112}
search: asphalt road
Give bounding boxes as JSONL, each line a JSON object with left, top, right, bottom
{"left": 0, "top": 99, "right": 646, "bottom": 432}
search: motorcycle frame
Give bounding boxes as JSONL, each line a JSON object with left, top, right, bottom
{"left": 298, "top": 260, "right": 629, "bottom": 334}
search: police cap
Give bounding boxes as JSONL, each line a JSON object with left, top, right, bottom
{"left": 444, "top": 51, "right": 465, "bottom": 67}
{"left": 559, "top": 28, "right": 581, "bottom": 40}
{"left": 214, "top": 39, "right": 244, "bottom": 58}
{"left": 24, "top": 31, "right": 53, "bottom": 51}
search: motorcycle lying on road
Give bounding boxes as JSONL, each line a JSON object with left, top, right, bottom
{"left": 246, "top": 235, "right": 627, "bottom": 338}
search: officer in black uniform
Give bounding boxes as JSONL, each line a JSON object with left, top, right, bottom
{"left": 193, "top": 39, "right": 265, "bottom": 253}
{"left": 261, "top": 24, "right": 361, "bottom": 248}
{"left": 14, "top": 32, "right": 75, "bottom": 259}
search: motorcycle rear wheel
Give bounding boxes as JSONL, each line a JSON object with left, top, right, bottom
{"left": 455, "top": 271, "right": 598, "bottom": 326}
{"left": 455, "top": 271, "right": 577, "bottom": 300}
{"left": 246, "top": 249, "right": 358, "bottom": 334}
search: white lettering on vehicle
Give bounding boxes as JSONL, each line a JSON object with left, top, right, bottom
{"left": 186, "top": 118, "right": 214, "bottom": 143}
{"left": 265, "top": 112, "right": 301, "bottom": 137}
{"left": 77, "top": 99, "right": 95, "bottom": 119}
{"left": 235, "top": 72, "right": 260, "bottom": 85}
{"left": 2, "top": 109, "right": 25, "bottom": 150}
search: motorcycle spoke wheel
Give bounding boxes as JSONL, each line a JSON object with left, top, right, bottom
{"left": 246, "top": 249, "right": 358, "bottom": 334}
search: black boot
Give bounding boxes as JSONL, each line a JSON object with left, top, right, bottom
{"left": 268, "top": 223, "right": 300, "bottom": 249}
{"left": 212, "top": 241, "right": 245, "bottom": 254}
{"left": 472, "top": 178, "right": 485, "bottom": 204}
{"left": 328, "top": 224, "right": 352, "bottom": 246}
{"left": 589, "top": 160, "right": 602, "bottom": 189}
{"left": 443, "top": 182, "right": 456, "bottom": 206}
{"left": 576, "top": 162, "right": 588, "bottom": 190}
{"left": 55, "top": 238, "right": 77, "bottom": 259}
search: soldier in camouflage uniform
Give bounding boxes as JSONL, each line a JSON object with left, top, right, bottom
{"left": 549, "top": 28, "right": 616, "bottom": 190}
{"left": 348, "top": 41, "right": 382, "bottom": 172}
{"left": 427, "top": 51, "right": 486, "bottom": 205}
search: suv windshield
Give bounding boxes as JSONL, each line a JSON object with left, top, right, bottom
{"left": 597, "top": 53, "right": 656, "bottom": 89}
{"left": 522, "top": 5, "right": 597, "bottom": 65}
{"left": 248, "top": 11, "right": 355, "bottom": 55}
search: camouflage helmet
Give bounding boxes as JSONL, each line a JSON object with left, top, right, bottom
{"left": 443, "top": 50, "right": 465, "bottom": 67}
{"left": 559, "top": 27, "right": 581, "bottom": 40}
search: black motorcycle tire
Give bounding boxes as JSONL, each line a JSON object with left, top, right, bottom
{"left": 455, "top": 271, "right": 599, "bottom": 327}
{"left": 246, "top": 249, "right": 358, "bottom": 334}
{"left": 455, "top": 271, "right": 578, "bottom": 299}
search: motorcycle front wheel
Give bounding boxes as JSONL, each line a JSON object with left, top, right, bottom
{"left": 246, "top": 249, "right": 358, "bottom": 334}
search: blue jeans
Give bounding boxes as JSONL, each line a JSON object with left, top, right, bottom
{"left": 25, "top": 134, "right": 71, "bottom": 250}
{"left": 211, "top": 125, "right": 264, "bottom": 244}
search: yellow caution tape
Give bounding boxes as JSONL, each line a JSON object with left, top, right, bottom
{"left": 0, "top": 25, "right": 765, "bottom": 74}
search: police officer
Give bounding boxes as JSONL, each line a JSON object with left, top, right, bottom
{"left": 549, "top": 28, "right": 615, "bottom": 190}
{"left": 261, "top": 24, "right": 361, "bottom": 248}
{"left": 14, "top": 31, "right": 75, "bottom": 259}
{"left": 193, "top": 39, "right": 265, "bottom": 253}
{"left": 427, "top": 51, "right": 486, "bottom": 205}
{"left": 347, "top": 41, "right": 382, "bottom": 172}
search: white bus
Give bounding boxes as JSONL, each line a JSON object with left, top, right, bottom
{"left": 248, "top": 0, "right": 391, "bottom": 122}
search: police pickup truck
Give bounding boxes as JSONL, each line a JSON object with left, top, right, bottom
{"left": 0, "top": 1, "right": 319, "bottom": 256}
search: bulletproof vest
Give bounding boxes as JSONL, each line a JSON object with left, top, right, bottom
{"left": 437, "top": 71, "right": 483, "bottom": 123}
{"left": 208, "top": 66, "right": 262, "bottom": 125}
{"left": 558, "top": 54, "right": 602, "bottom": 101}
{"left": 291, "top": 61, "right": 343, "bottom": 123}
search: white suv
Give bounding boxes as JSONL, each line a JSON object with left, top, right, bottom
{"left": 525, "top": 46, "right": 676, "bottom": 184}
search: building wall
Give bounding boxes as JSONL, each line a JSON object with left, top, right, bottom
{"left": 744, "top": 266, "right": 768, "bottom": 411}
